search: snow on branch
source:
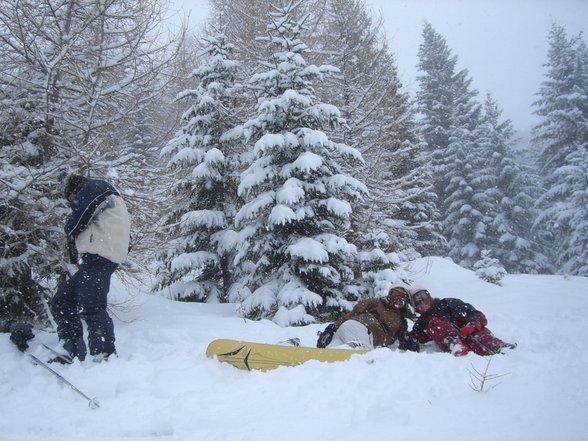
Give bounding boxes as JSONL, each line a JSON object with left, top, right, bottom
{"left": 180, "top": 210, "right": 226, "bottom": 231}
{"left": 278, "top": 281, "right": 323, "bottom": 309}
{"left": 234, "top": 191, "right": 275, "bottom": 226}
{"left": 291, "top": 151, "right": 323, "bottom": 173}
{"left": 170, "top": 251, "right": 218, "bottom": 272}
{"left": 287, "top": 238, "right": 329, "bottom": 263}
{"left": 320, "top": 197, "right": 352, "bottom": 218}
{"left": 326, "top": 174, "right": 368, "bottom": 196}
{"left": 276, "top": 178, "right": 305, "bottom": 205}
{"left": 269, "top": 204, "right": 297, "bottom": 226}
{"left": 273, "top": 305, "right": 317, "bottom": 327}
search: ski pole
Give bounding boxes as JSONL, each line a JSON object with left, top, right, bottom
{"left": 27, "top": 353, "right": 100, "bottom": 409}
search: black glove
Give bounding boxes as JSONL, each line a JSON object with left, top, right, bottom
{"left": 316, "top": 323, "right": 338, "bottom": 348}
{"left": 398, "top": 335, "right": 420, "bottom": 353}
{"left": 9, "top": 322, "right": 35, "bottom": 352}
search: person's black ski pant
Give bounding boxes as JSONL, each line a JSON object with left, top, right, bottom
{"left": 50, "top": 253, "right": 118, "bottom": 359}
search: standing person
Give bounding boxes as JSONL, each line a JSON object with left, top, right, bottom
{"left": 408, "top": 286, "right": 516, "bottom": 356}
{"left": 316, "top": 286, "right": 419, "bottom": 351}
{"left": 49, "top": 174, "right": 131, "bottom": 363}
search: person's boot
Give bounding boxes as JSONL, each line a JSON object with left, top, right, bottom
{"left": 497, "top": 342, "right": 517, "bottom": 353}
{"left": 92, "top": 350, "right": 117, "bottom": 363}
{"left": 62, "top": 336, "right": 87, "bottom": 361}
{"left": 90, "top": 338, "right": 116, "bottom": 363}
{"left": 445, "top": 336, "right": 470, "bottom": 356}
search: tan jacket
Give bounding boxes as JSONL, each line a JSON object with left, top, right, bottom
{"left": 334, "top": 298, "right": 408, "bottom": 347}
{"left": 75, "top": 195, "right": 131, "bottom": 264}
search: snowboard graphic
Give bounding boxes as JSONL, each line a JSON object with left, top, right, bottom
{"left": 206, "top": 339, "right": 368, "bottom": 371}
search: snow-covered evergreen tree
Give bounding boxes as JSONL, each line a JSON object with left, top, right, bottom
{"left": 532, "top": 24, "right": 588, "bottom": 276}
{"left": 316, "top": 0, "right": 441, "bottom": 260}
{"left": 208, "top": 0, "right": 441, "bottom": 262}
{"left": 474, "top": 95, "right": 549, "bottom": 273}
{"left": 416, "top": 22, "right": 482, "bottom": 266}
{"left": 231, "top": 2, "right": 367, "bottom": 325}
{"left": 473, "top": 250, "right": 507, "bottom": 285}
{"left": 442, "top": 125, "right": 486, "bottom": 268}
{"left": 158, "top": 30, "right": 243, "bottom": 302}
{"left": 415, "top": 23, "right": 545, "bottom": 272}
{"left": 417, "top": 22, "right": 475, "bottom": 208}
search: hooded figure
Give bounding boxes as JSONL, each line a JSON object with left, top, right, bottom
{"left": 49, "top": 173, "right": 131, "bottom": 363}
{"left": 63, "top": 174, "right": 88, "bottom": 200}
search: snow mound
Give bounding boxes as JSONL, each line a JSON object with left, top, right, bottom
{"left": 1, "top": 258, "right": 587, "bottom": 441}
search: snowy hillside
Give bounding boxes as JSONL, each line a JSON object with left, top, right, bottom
{"left": 1, "top": 257, "right": 587, "bottom": 441}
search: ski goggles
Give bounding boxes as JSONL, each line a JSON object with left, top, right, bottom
{"left": 412, "top": 289, "right": 431, "bottom": 305}
{"left": 388, "top": 287, "right": 410, "bottom": 303}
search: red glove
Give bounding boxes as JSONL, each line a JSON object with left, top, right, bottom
{"left": 460, "top": 321, "right": 482, "bottom": 337}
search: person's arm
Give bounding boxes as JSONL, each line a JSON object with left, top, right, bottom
{"left": 407, "top": 317, "right": 430, "bottom": 343}
{"left": 334, "top": 298, "right": 378, "bottom": 327}
{"left": 443, "top": 298, "right": 488, "bottom": 336}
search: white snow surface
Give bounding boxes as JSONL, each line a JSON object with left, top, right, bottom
{"left": 2, "top": 256, "right": 587, "bottom": 441}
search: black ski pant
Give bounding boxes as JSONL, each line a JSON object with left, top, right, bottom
{"left": 50, "top": 253, "right": 118, "bottom": 360}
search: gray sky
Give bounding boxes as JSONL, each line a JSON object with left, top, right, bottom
{"left": 366, "top": 0, "right": 588, "bottom": 140}
{"left": 172, "top": 0, "right": 588, "bottom": 141}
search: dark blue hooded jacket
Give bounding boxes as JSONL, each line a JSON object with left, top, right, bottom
{"left": 65, "top": 178, "right": 119, "bottom": 238}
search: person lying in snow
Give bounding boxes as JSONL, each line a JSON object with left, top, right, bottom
{"left": 407, "top": 286, "right": 516, "bottom": 356}
{"left": 316, "top": 286, "right": 419, "bottom": 351}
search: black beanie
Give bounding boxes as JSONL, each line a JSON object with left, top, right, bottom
{"left": 64, "top": 174, "right": 87, "bottom": 199}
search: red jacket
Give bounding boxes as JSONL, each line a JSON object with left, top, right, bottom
{"left": 409, "top": 298, "right": 487, "bottom": 343}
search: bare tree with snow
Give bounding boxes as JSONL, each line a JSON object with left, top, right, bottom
{"left": 0, "top": 0, "right": 181, "bottom": 322}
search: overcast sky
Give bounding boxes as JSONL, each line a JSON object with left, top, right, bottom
{"left": 366, "top": 0, "right": 588, "bottom": 140}
{"left": 171, "top": 0, "right": 588, "bottom": 141}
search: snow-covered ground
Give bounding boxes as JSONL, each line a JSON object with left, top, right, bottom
{"left": 1, "top": 257, "right": 587, "bottom": 441}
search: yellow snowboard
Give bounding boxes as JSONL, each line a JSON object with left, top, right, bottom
{"left": 206, "top": 339, "right": 369, "bottom": 371}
